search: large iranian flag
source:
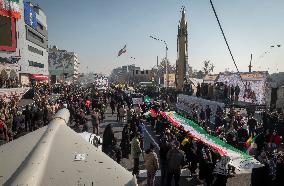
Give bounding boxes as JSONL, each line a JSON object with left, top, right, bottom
{"left": 162, "top": 111, "right": 263, "bottom": 171}
{"left": 0, "top": 0, "right": 21, "bottom": 19}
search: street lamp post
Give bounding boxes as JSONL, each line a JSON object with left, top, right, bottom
{"left": 150, "top": 35, "right": 169, "bottom": 88}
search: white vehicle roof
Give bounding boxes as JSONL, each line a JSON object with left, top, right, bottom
{"left": 0, "top": 114, "right": 136, "bottom": 186}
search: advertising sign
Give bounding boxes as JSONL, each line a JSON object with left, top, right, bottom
{"left": 24, "top": 1, "right": 37, "bottom": 29}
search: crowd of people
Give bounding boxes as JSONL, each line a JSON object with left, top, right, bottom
{"left": 0, "top": 77, "right": 20, "bottom": 89}
{"left": 0, "top": 83, "right": 65, "bottom": 145}
{"left": 145, "top": 100, "right": 284, "bottom": 186}
{"left": 1, "top": 82, "right": 284, "bottom": 186}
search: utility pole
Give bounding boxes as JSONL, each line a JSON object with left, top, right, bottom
{"left": 165, "top": 45, "right": 169, "bottom": 88}
{"left": 157, "top": 56, "right": 159, "bottom": 67}
{"left": 248, "top": 54, "right": 252, "bottom": 73}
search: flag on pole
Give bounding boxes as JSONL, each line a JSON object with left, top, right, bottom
{"left": 245, "top": 136, "right": 253, "bottom": 147}
{"left": 117, "top": 45, "right": 126, "bottom": 57}
{"left": 245, "top": 135, "right": 258, "bottom": 155}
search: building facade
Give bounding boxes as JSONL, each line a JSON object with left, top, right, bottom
{"left": 18, "top": 1, "right": 49, "bottom": 85}
{"left": 0, "top": 0, "right": 22, "bottom": 87}
{"left": 109, "top": 64, "right": 153, "bottom": 84}
{"left": 132, "top": 68, "right": 152, "bottom": 83}
{"left": 109, "top": 64, "right": 136, "bottom": 83}
{"left": 176, "top": 6, "right": 188, "bottom": 91}
{"left": 0, "top": 1, "right": 49, "bottom": 86}
{"left": 48, "top": 46, "right": 79, "bottom": 83}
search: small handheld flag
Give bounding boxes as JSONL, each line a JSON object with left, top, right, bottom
{"left": 117, "top": 45, "right": 126, "bottom": 57}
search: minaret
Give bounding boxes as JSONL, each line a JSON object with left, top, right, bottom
{"left": 176, "top": 6, "right": 188, "bottom": 91}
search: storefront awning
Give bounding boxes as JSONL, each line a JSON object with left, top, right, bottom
{"left": 30, "top": 74, "right": 49, "bottom": 81}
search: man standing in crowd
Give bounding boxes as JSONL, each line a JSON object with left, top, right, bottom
{"left": 91, "top": 109, "right": 100, "bottom": 135}
{"left": 235, "top": 84, "right": 240, "bottom": 101}
{"left": 166, "top": 141, "right": 186, "bottom": 186}
{"left": 131, "top": 132, "right": 142, "bottom": 178}
{"left": 22, "top": 105, "right": 32, "bottom": 132}
{"left": 144, "top": 143, "right": 159, "bottom": 186}
{"left": 248, "top": 116, "right": 257, "bottom": 137}
{"left": 159, "top": 130, "right": 171, "bottom": 185}
{"left": 205, "top": 105, "right": 212, "bottom": 124}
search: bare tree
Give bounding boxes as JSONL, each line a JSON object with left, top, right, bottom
{"left": 202, "top": 60, "right": 215, "bottom": 75}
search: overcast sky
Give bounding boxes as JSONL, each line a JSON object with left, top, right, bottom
{"left": 34, "top": 0, "right": 284, "bottom": 75}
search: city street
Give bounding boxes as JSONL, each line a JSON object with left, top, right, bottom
{"left": 1, "top": 0, "right": 284, "bottom": 185}
{"left": 84, "top": 107, "right": 251, "bottom": 186}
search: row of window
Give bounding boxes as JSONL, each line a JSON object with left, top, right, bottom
{"left": 29, "top": 60, "right": 44, "bottom": 68}
{"left": 27, "top": 29, "right": 44, "bottom": 43}
{"left": 28, "top": 45, "right": 43, "bottom": 56}
{"left": 134, "top": 70, "right": 149, "bottom": 75}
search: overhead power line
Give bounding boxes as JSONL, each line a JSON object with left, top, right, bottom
{"left": 209, "top": 0, "right": 244, "bottom": 82}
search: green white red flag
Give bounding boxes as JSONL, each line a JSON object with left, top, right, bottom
{"left": 159, "top": 111, "right": 263, "bottom": 171}
{"left": 117, "top": 44, "right": 126, "bottom": 57}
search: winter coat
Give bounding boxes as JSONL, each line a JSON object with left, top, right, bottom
{"left": 144, "top": 150, "right": 159, "bottom": 173}
{"left": 131, "top": 137, "right": 142, "bottom": 158}
{"left": 167, "top": 148, "right": 185, "bottom": 170}
{"left": 159, "top": 138, "right": 171, "bottom": 161}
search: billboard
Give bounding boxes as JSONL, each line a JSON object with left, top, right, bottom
{"left": 217, "top": 72, "right": 268, "bottom": 105}
{"left": 0, "top": 0, "right": 21, "bottom": 19}
{"left": 24, "top": 1, "right": 37, "bottom": 29}
{"left": 164, "top": 73, "right": 176, "bottom": 88}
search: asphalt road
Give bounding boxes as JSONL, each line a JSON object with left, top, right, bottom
{"left": 83, "top": 107, "right": 251, "bottom": 186}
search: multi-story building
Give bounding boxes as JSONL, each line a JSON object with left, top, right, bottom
{"left": 18, "top": 1, "right": 49, "bottom": 85}
{"left": 109, "top": 64, "right": 136, "bottom": 83}
{"left": 0, "top": 1, "right": 49, "bottom": 86}
{"left": 132, "top": 68, "right": 152, "bottom": 83}
{"left": 48, "top": 46, "right": 79, "bottom": 83}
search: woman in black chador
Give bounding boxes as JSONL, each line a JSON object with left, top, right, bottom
{"left": 102, "top": 124, "right": 114, "bottom": 154}
{"left": 120, "top": 124, "right": 131, "bottom": 159}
